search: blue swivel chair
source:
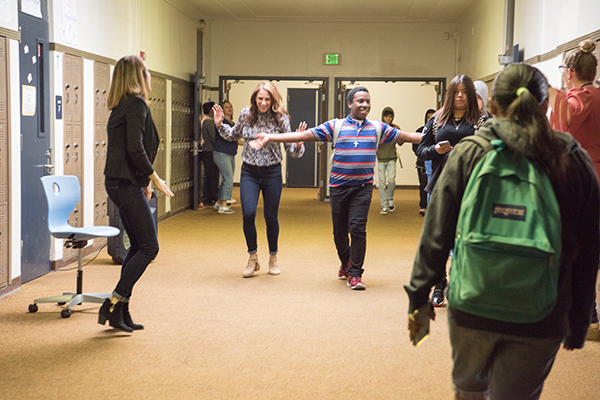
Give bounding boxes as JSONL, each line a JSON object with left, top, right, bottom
{"left": 28, "top": 175, "right": 120, "bottom": 318}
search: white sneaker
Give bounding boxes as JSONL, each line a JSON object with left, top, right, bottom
{"left": 228, "top": 198, "right": 237, "bottom": 204}
{"left": 213, "top": 203, "right": 220, "bottom": 210}
{"left": 388, "top": 200, "right": 396, "bottom": 212}
{"left": 380, "top": 206, "right": 388, "bottom": 215}
{"left": 243, "top": 256, "right": 260, "bottom": 278}
{"left": 218, "top": 206, "right": 235, "bottom": 214}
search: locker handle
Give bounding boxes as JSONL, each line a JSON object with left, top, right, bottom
{"left": 65, "top": 144, "right": 70, "bottom": 149}
{"left": 65, "top": 84, "right": 70, "bottom": 89}
{"left": 95, "top": 142, "right": 100, "bottom": 147}
{"left": 74, "top": 85, "right": 79, "bottom": 90}
{"left": 74, "top": 143, "right": 79, "bottom": 148}
{"left": 96, "top": 89, "right": 99, "bottom": 93}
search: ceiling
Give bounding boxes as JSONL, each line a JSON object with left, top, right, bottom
{"left": 166, "top": 0, "right": 480, "bottom": 23}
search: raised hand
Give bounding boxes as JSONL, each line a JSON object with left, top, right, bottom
{"left": 212, "top": 104, "right": 224, "bottom": 127}
{"left": 249, "top": 133, "right": 269, "bottom": 150}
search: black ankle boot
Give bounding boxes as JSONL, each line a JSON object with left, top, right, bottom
{"left": 122, "top": 302, "right": 144, "bottom": 330}
{"left": 98, "top": 299, "right": 133, "bottom": 333}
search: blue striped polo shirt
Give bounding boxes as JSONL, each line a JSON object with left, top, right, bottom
{"left": 310, "top": 116, "right": 401, "bottom": 187}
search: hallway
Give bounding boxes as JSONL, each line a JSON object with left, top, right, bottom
{"left": 0, "top": 188, "right": 597, "bottom": 399}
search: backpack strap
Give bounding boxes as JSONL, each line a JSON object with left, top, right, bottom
{"left": 372, "top": 120, "right": 382, "bottom": 149}
{"left": 461, "top": 134, "right": 495, "bottom": 154}
{"left": 332, "top": 118, "right": 382, "bottom": 149}
{"left": 332, "top": 118, "right": 343, "bottom": 149}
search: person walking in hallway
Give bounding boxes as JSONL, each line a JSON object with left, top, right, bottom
{"left": 377, "top": 107, "right": 401, "bottom": 215}
{"left": 201, "top": 101, "right": 220, "bottom": 207}
{"left": 413, "top": 108, "right": 436, "bottom": 216}
{"left": 415, "top": 74, "right": 486, "bottom": 307}
{"left": 212, "top": 82, "right": 305, "bottom": 278}
{"left": 406, "top": 63, "right": 599, "bottom": 400}
{"left": 213, "top": 100, "right": 238, "bottom": 214}
{"left": 101, "top": 55, "right": 174, "bottom": 332}
{"left": 250, "top": 87, "right": 421, "bottom": 290}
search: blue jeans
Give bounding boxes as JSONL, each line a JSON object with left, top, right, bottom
{"left": 425, "top": 160, "right": 433, "bottom": 204}
{"left": 329, "top": 184, "right": 373, "bottom": 277}
{"left": 213, "top": 151, "right": 235, "bottom": 201}
{"left": 105, "top": 179, "right": 159, "bottom": 300}
{"left": 377, "top": 160, "right": 396, "bottom": 208}
{"left": 240, "top": 163, "right": 282, "bottom": 255}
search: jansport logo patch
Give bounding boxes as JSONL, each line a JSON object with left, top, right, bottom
{"left": 492, "top": 203, "right": 526, "bottom": 221}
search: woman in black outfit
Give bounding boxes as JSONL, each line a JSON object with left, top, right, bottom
{"left": 416, "top": 74, "right": 485, "bottom": 307}
{"left": 100, "top": 55, "right": 174, "bottom": 332}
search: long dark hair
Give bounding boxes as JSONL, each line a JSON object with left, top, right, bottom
{"left": 436, "top": 75, "right": 480, "bottom": 128}
{"left": 492, "top": 63, "right": 567, "bottom": 182}
{"left": 246, "top": 81, "right": 288, "bottom": 131}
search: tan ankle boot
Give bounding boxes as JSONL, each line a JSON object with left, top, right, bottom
{"left": 268, "top": 255, "right": 280, "bottom": 275}
{"left": 243, "top": 255, "right": 260, "bottom": 278}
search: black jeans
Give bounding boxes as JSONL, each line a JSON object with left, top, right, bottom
{"left": 329, "top": 184, "right": 373, "bottom": 277}
{"left": 105, "top": 179, "right": 159, "bottom": 300}
{"left": 202, "top": 151, "right": 219, "bottom": 205}
{"left": 417, "top": 165, "right": 428, "bottom": 209}
{"left": 240, "top": 163, "right": 283, "bottom": 255}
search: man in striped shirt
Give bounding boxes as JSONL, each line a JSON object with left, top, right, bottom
{"left": 251, "top": 87, "right": 421, "bottom": 289}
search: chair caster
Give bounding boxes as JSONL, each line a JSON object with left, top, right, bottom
{"left": 61, "top": 309, "right": 71, "bottom": 318}
{"left": 29, "top": 304, "right": 38, "bottom": 313}
{"left": 58, "top": 302, "right": 66, "bottom": 306}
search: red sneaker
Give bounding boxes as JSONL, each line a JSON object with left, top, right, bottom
{"left": 338, "top": 261, "right": 350, "bottom": 280}
{"left": 347, "top": 276, "right": 365, "bottom": 290}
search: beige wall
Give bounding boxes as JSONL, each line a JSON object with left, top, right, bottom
{"left": 207, "top": 21, "right": 458, "bottom": 119}
{"left": 456, "top": 0, "right": 505, "bottom": 81}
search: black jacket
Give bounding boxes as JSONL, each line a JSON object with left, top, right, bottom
{"left": 104, "top": 95, "right": 159, "bottom": 187}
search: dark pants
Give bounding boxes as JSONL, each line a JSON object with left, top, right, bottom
{"left": 105, "top": 179, "right": 159, "bottom": 300}
{"left": 202, "top": 151, "right": 219, "bottom": 205}
{"left": 330, "top": 184, "right": 373, "bottom": 277}
{"left": 417, "top": 165, "right": 428, "bottom": 209}
{"left": 240, "top": 163, "right": 283, "bottom": 255}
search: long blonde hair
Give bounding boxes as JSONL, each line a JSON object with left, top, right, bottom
{"left": 107, "top": 55, "right": 149, "bottom": 110}
{"left": 246, "top": 81, "right": 288, "bottom": 131}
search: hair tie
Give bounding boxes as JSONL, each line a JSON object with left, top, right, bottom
{"left": 516, "top": 87, "right": 529, "bottom": 97}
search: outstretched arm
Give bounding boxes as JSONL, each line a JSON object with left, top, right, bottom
{"left": 394, "top": 130, "right": 423, "bottom": 144}
{"left": 250, "top": 123, "right": 314, "bottom": 150}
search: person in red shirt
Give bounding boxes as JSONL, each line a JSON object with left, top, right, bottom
{"left": 549, "top": 39, "right": 600, "bottom": 341}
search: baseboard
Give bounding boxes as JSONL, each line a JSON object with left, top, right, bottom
{"left": 0, "top": 276, "right": 22, "bottom": 299}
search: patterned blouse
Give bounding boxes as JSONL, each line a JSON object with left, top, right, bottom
{"left": 218, "top": 107, "right": 304, "bottom": 167}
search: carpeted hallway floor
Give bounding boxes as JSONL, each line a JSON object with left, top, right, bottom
{"left": 0, "top": 188, "right": 598, "bottom": 399}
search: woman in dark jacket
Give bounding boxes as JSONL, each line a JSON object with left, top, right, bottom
{"left": 100, "top": 55, "right": 174, "bottom": 332}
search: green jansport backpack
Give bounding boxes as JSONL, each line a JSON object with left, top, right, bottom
{"left": 448, "top": 136, "right": 562, "bottom": 323}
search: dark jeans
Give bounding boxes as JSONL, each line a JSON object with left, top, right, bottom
{"left": 202, "top": 151, "right": 219, "bottom": 205}
{"left": 417, "top": 165, "right": 428, "bottom": 209}
{"left": 105, "top": 179, "right": 159, "bottom": 300}
{"left": 240, "top": 163, "right": 283, "bottom": 255}
{"left": 330, "top": 184, "right": 373, "bottom": 277}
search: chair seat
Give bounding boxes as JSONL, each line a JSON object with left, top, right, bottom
{"left": 51, "top": 225, "right": 120, "bottom": 241}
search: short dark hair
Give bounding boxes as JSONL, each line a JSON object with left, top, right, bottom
{"left": 346, "top": 86, "right": 369, "bottom": 103}
{"left": 202, "top": 101, "right": 215, "bottom": 115}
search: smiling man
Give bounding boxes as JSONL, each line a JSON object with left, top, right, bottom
{"left": 251, "top": 86, "right": 420, "bottom": 290}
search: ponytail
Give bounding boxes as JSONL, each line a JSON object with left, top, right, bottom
{"left": 492, "top": 63, "right": 567, "bottom": 183}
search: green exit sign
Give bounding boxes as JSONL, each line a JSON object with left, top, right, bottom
{"left": 324, "top": 53, "right": 341, "bottom": 65}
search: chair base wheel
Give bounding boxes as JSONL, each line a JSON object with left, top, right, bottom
{"left": 61, "top": 309, "right": 71, "bottom": 318}
{"left": 28, "top": 304, "right": 38, "bottom": 313}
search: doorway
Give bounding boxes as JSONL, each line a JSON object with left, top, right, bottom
{"left": 219, "top": 77, "right": 328, "bottom": 187}
{"left": 334, "top": 78, "right": 444, "bottom": 187}
{"left": 19, "top": 2, "right": 52, "bottom": 282}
